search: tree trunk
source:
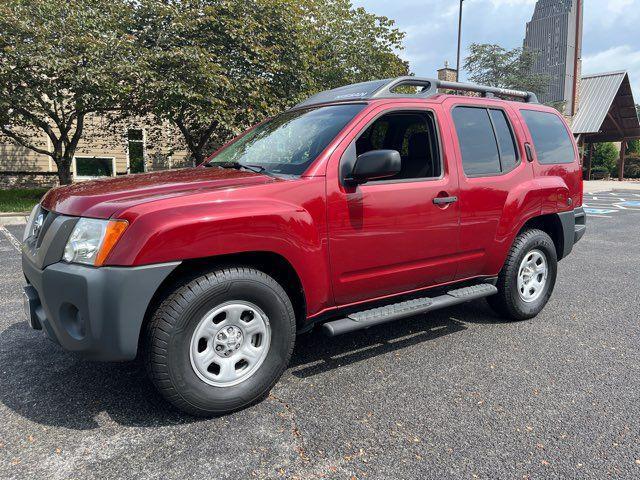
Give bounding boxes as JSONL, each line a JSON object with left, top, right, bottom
{"left": 619, "top": 140, "right": 627, "bottom": 182}
{"left": 56, "top": 158, "right": 73, "bottom": 185}
{"left": 192, "top": 149, "right": 205, "bottom": 167}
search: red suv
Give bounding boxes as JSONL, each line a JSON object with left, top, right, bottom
{"left": 22, "top": 77, "right": 585, "bottom": 415}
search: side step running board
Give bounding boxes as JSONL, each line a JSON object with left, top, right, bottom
{"left": 322, "top": 284, "right": 497, "bottom": 337}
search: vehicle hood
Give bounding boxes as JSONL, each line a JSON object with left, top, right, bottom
{"left": 41, "top": 167, "right": 278, "bottom": 218}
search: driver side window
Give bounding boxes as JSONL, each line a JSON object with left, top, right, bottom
{"left": 352, "top": 111, "right": 441, "bottom": 181}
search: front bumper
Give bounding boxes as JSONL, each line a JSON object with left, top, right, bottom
{"left": 22, "top": 253, "right": 179, "bottom": 361}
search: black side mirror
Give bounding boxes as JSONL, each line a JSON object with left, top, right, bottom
{"left": 346, "top": 149, "right": 401, "bottom": 184}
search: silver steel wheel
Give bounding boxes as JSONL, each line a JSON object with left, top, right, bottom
{"left": 517, "top": 249, "right": 548, "bottom": 303}
{"left": 189, "top": 301, "right": 271, "bottom": 387}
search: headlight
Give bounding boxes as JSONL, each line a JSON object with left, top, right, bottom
{"left": 23, "top": 204, "right": 42, "bottom": 241}
{"left": 63, "top": 218, "right": 128, "bottom": 266}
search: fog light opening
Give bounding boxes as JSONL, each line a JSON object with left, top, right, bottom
{"left": 59, "top": 303, "right": 86, "bottom": 340}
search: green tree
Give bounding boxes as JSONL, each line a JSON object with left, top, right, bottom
{"left": 130, "top": 0, "right": 408, "bottom": 165}
{"left": 592, "top": 142, "right": 619, "bottom": 175}
{"left": 627, "top": 139, "right": 640, "bottom": 155}
{"left": 0, "top": 0, "right": 136, "bottom": 184}
{"left": 463, "top": 43, "right": 550, "bottom": 97}
{"left": 302, "top": 0, "right": 408, "bottom": 91}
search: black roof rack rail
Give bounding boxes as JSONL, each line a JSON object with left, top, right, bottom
{"left": 293, "top": 76, "right": 538, "bottom": 109}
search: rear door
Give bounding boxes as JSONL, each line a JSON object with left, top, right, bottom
{"left": 445, "top": 98, "right": 536, "bottom": 279}
{"left": 325, "top": 102, "right": 461, "bottom": 306}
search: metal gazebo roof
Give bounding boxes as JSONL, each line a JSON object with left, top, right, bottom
{"left": 572, "top": 71, "right": 640, "bottom": 142}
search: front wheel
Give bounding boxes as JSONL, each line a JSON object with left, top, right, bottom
{"left": 144, "top": 267, "right": 296, "bottom": 416}
{"left": 487, "top": 229, "right": 558, "bottom": 321}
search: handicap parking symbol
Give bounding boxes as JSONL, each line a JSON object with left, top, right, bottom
{"left": 584, "top": 208, "right": 617, "bottom": 215}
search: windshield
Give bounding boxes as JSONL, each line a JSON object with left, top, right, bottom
{"left": 206, "top": 103, "right": 366, "bottom": 176}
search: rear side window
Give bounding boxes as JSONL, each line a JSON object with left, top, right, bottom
{"left": 452, "top": 107, "right": 519, "bottom": 176}
{"left": 520, "top": 110, "right": 575, "bottom": 164}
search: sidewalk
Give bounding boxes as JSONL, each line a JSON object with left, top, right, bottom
{"left": 584, "top": 180, "right": 640, "bottom": 193}
{"left": 0, "top": 212, "right": 29, "bottom": 226}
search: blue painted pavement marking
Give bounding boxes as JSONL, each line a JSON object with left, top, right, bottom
{"left": 618, "top": 201, "right": 640, "bottom": 207}
{"left": 584, "top": 208, "right": 617, "bottom": 215}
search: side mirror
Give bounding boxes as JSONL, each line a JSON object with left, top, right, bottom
{"left": 347, "top": 149, "right": 401, "bottom": 184}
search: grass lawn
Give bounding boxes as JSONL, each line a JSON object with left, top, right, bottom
{"left": 0, "top": 188, "right": 49, "bottom": 213}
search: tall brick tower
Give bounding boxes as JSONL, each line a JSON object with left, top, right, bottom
{"left": 523, "top": 0, "right": 583, "bottom": 115}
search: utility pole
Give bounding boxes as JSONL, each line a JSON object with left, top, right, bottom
{"left": 571, "top": 0, "right": 583, "bottom": 116}
{"left": 456, "top": 0, "right": 464, "bottom": 82}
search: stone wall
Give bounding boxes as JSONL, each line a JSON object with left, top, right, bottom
{"left": 0, "top": 171, "right": 59, "bottom": 190}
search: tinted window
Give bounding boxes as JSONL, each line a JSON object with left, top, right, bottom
{"left": 521, "top": 110, "right": 575, "bottom": 164}
{"left": 490, "top": 109, "right": 518, "bottom": 172}
{"left": 452, "top": 107, "right": 500, "bottom": 175}
{"left": 208, "top": 104, "right": 365, "bottom": 176}
{"left": 353, "top": 111, "right": 441, "bottom": 180}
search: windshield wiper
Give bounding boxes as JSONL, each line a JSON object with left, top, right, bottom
{"left": 207, "top": 161, "right": 274, "bottom": 177}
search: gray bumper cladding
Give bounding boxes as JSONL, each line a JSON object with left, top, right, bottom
{"left": 557, "top": 206, "right": 586, "bottom": 260}
{"left": 22, "top": 256, "right": 180, "bottom": 361}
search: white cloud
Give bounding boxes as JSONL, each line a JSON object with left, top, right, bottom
{"left": 487, "top": 0, "right": 536, "bottom": 6}
{"left": 583, "top": 45, "right": 640, "bottom": 101}
{"left": 604, "top": 0, "right": 634, "bottom": 15}
{"left": 585, "top": 0, "right": 640, "bottom": 28}
{"left": 583, "top": 45, "right": 640, "bottom": 75}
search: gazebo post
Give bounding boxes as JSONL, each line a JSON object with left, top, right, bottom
{"left": 618, "top": 139, "right": 627, "bottom": 181}
{"left": 586, "top": 143, "right": 593, "bottom": 180}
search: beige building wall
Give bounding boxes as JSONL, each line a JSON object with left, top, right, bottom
{"left": 1, "top": 114, "right": 192, "bottom": 187}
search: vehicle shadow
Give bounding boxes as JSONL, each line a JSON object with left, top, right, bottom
{"left": 0, "top": 300, "right": 501, "bottom": 430}
{"left": 288, "top": 300, "right": 499, "bottom": 379}
{"left": 0, "top": 321, "right": 190, "bottom": 430}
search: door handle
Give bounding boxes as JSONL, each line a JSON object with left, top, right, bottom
{"left": 433, "top": 196, "right": 458, "bottom": 205}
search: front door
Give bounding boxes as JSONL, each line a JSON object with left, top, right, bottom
{"left": 326, "top": 104, "right": 461, "bottom": 306}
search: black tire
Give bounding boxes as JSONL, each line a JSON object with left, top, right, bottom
{"left": 143, "top": 267, "right": 296, "bottom": 416}
{"left": 487, "top": 229, "right": 557, "bottom": 321}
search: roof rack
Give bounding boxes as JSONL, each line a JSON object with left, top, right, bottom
{"left": 293, "top": 76, "right": 538, "bottom": 109}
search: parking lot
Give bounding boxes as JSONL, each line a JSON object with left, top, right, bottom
{"left": 1, "top": 192, "right": 639, "bottom": 480}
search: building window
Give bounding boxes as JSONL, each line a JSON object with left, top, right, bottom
{"left": 128, "top": 129, "right": 145, "bottom": 173}
{"left": 74, "top": 157, "right": 115, "bottom": 178}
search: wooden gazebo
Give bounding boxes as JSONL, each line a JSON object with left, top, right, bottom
{"left": 572, "top": 71, "right": 640, "bottom": 180}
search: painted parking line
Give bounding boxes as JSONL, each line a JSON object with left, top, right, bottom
{"left": 0, "top": 225, "right": 22, "bottom": 252}
{"left": 619, "top": 201, "right": 640, "bottom": 207}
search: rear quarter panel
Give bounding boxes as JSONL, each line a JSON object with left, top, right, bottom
{"left": 515, "top": 104, "right": 583, "bottom": 211}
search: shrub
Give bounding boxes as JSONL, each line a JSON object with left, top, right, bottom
{"left": 592, "top": 142, "right": 619, "bottom": 176}
{"left": 624, "top": 156, "right": 640, "bottom": 178}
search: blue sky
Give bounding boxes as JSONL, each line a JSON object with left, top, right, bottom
{"left": 353, "top": 0, "right": 640, "bottom": 101}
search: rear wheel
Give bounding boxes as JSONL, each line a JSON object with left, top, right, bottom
{"left": 487, "top": 229, "right": 557, "bottom": 321}
{"left": 144, "top": 267, "right": 296, "bottom": 416}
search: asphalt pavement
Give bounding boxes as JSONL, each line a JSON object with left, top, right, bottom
{"left": 1, "top": 194, "right": 639, "bottom": 479}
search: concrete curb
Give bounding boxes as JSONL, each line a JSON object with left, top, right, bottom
{"left": 584, "top": 180, "right": 640, "bottom": 193}
{"left": 0, "top": 214, "right": 28, "bottom": 225}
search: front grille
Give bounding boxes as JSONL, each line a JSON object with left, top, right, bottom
{"left": 23, "top": 212, "right": 78, "bottom": 270}
{"left": 34, "top": 208, "right": 58, "bottom": 248}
